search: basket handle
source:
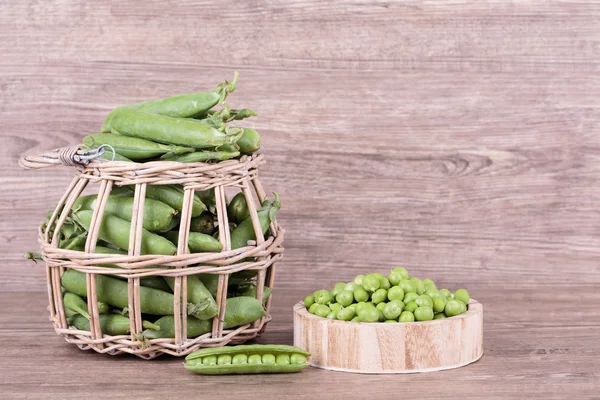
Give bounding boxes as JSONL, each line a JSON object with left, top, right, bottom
{"left": 18, "top": 145, "right": 107, "bottom": 170}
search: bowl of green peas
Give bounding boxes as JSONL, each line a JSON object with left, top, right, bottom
{"left": 293, "top": 267, "right": 483, "bottom": 374}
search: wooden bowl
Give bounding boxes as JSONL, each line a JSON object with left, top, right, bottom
{"left": 293, "top": 299, "right": 483, "bottom": 374}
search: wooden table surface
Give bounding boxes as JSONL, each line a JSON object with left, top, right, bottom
{"left": 1, "top": 0, "right": 599, "bottom": 398}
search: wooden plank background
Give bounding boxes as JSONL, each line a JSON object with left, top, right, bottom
{"left": 1, "top": 1, "right": 599, "bottom": 398}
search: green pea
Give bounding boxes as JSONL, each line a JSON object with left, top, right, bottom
{"left": 362, "top": 274, "right": 381, "bottom": 293}
{"left": 203, "top": 355, "right": 217, "bottom": 365}
{"left": 351, "top": 316, "right": 361, "bottom": 322}
{"left": 313, "top": 304, "right": 331, "bottom": 318}
{"left": 217, "top": 354, "right": 232, "bottom": 365}
{"left": 445, "top": 299, "right": 464, "bottom": 317}
{"left": 414, "top": 306, "right": 434, "bottom": 321}
{"left": 303, "top": 295, "right": 315, "bottom": 308}
{"left": 422, "top": 278, "right": 435, "bottom": 287}
{"left": 387, "top": 286, "right": 404, "bottom": 301}
{"left": 403, "top": 292, "right": 419, "bottom": 304}
{"left": 335, "top": 290, "right": 354, "bottom": 307}
{"left": 371, "top": 288, "right": 388, "bottom": 304}
{"left": 308, "top": 303, "right": 318, "bottom": 314}
{"left": 353, "top": 287, "right": 369, "bottom": 303}
{"left": 399, "top": 280, "right": 416, "bottom": 294}
{"left": 454, "top": 289, "right": 470, "bottom": 305}
{"left": 232, "top": 354, "right": 248, "bottom": 364}
{"left": 372, "top": 273, "right": 386, "bottom": 281}
{"left": 355, "top": 302, "right": 368, "bottom": 313}
{"left": 404, "top": 301, "right": 418, "bottom": 313}
{"left": 329, "top": 303, "right": 342, "bottom": 313}
{"left": 314, "top": 290, "right": 334, "bottom": 305}
{"left": 262, "top": 354, "right": 276, "bottom": 364}
{"left": 374, "top": 274, "right": 391, "bottom": 290}
{"left": 399, "top": 311, "right": 414, "bottom": 322}
{"left": 331, "top": 282, "right": 347, "bottom": 297}
{"left": 378, "top": 309, "right": 386, "bottom": 322}
{"left": 346, "top": 303, "right": 357, "bottom": 313}
{"left": 337, "top": 307, "right": 355, "bottom": 321}
{"left": 433, "top": 313, "right": 446, "bottom": 320}
{"left": 391, "top": 267, "right": 409, "bottom": 280}
{"left": 433, "top": 297, "right": 446, "bottom": 313}
{"left": 415, "top": 295, "right": 433, "bottom": 308}
{"left": 353, "top": 275, "right": 365, "bottom": 285}
{"left": 276, "top": 354, "right": 291, "bottom": 365}
{"left": 376, "top": 302, "right": 387, "bottom": 313}
{"left": 383, "top": 300, "right": 404, "bottom": 320}
{"left": 388, "top": 271, "right": 404, "bottom": 286}
{"left": 290, "top": 354, "right": 306, "bottom": 365}
{"left": 357, "top": 304, "right": 379, "bottom": 322}
{"left": 248, "top": 354, "right": 262, "bottom": 365}
{"left": 410, "top": 278, "right": 425, "bottom": 295}
{"left": 312, "top": 289, "right": 326, "bottom": 299}
{"left": 344, "top": 282, "right": 359, "bottom": 292}
{"left": 384, "top": 320, "right": 397, "bottom": 323}
{"left": 439, "top": 289, "right": 452, "bottom": 299}
{"left": 326, "top": 311, "right": 337, "bottom": 319}
{"left": 456, "top": 300, "right": 468, "bottom": 314}
{"left": 429, "top": 291, "right": 444, "bottom": 300}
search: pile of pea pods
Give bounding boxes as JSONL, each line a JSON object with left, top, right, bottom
{"left": 83, "top": 72, "right": 261, "bottom": 163}
{"left": 303, "top": 268, "right": 471, "bottom": 323}
{"left": 39, "top": 185, "right": 281, "bottom": 339}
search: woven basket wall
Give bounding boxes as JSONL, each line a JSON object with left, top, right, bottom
{"left": 20, "top": 147, "right": 284, "bottom": 359}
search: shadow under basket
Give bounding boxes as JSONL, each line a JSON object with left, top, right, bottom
{"left": 20, "top": 146, "right": 284, "bottom": 359}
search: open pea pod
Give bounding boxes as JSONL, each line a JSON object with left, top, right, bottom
{"left": 185, "top": 344, "right": 310, "bottom": 375}
{"left": 186, "top": 344, "right": 309, "bottom": 360}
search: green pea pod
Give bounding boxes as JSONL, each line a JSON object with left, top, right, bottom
{"left": 197, "top": 274, "right": 220, "bottom": 298}
{"left": 185, "top": 344, "right": 309, "bottom": 375}
{"left": 185, "top": 344, "right": 310, "bottom": 375}
{"left": 230, "top": 193, "right": 280, "bottom": 250}
{"left": 61, "top": 269, "right": 202, "bottom": 316}
{"left": 227, "top": 192, "right": 250, "bottom": 224}
{"left": 72, "top": 194, "right": 177, "bottom": 232}
{"left": 83, "top": 134, "right": 194, "bottom": 160}
{"left": 100, "top": 73, "right": 239, "bottom": 132}
{"left": 197, "top": 274, "right": 254, "bottom": 299}
{"left": 231, "top": 285, "right": 272, "bottom": 305}
{"left": 106, "top": 186, "right": 134, "bottom": 197}
{"left": 196, "top": 188, "right": 216, "bottom": 208}
{"left": 160, "top": 150, "right": 240, "bottom": 163}
{"left": 64, "top": 292, "right": 112, "bottom": 318}
{"left": 144, "top": 296, "right": 265, "bottom": 339}
{"left": 163, "top": 275, "right": 218, "bottom": 320}
{"left": 144, "top": 315, "right": 212, "bottom": 339}
{"left": 74, "top": 210, "right": 177, "bottom": 256}
{"left": 97, "top": 301, "right": 111, "bottom": 314}
{"left": 107, "top": 108, "right": 243, "bottom": 149}
{"left": 63, "top": 292, "right": 90, "bottom": 319}
{"left": 69, "top": 314, "right": 158, "bottom": 336}
{"left": 237, "top": 128, "right": 261, "bottom": 155}
{"left": 142, "top": 185, "right": 205, "bottom": 218}
{"left": 162, "top": 231, "right": 222, "bottom": 253}
{"left": 157, "top": 215, "right": 180, "bottom": 233}
{"left": 190, "top": 213, "right": 215, "bottom": 235}
{"left": 65, "top": 244, "right": 172, "bottom": 293}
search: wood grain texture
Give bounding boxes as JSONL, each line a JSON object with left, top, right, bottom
{"left": 0, "top": 0, "right": 599, "bottom": 397}
{"left": 293, "top": 300, "right": 483, "bottom": 373}
{"left": 1, "top": 290, "right": 599, "bottom": 399}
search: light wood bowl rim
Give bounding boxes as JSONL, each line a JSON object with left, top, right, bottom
{"left": 293, "top": 298, "right": 481, "bottom": 325}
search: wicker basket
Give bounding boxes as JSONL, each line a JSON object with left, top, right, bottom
{"left": 19, "top": 146, "right": 284, "bottom": 359}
